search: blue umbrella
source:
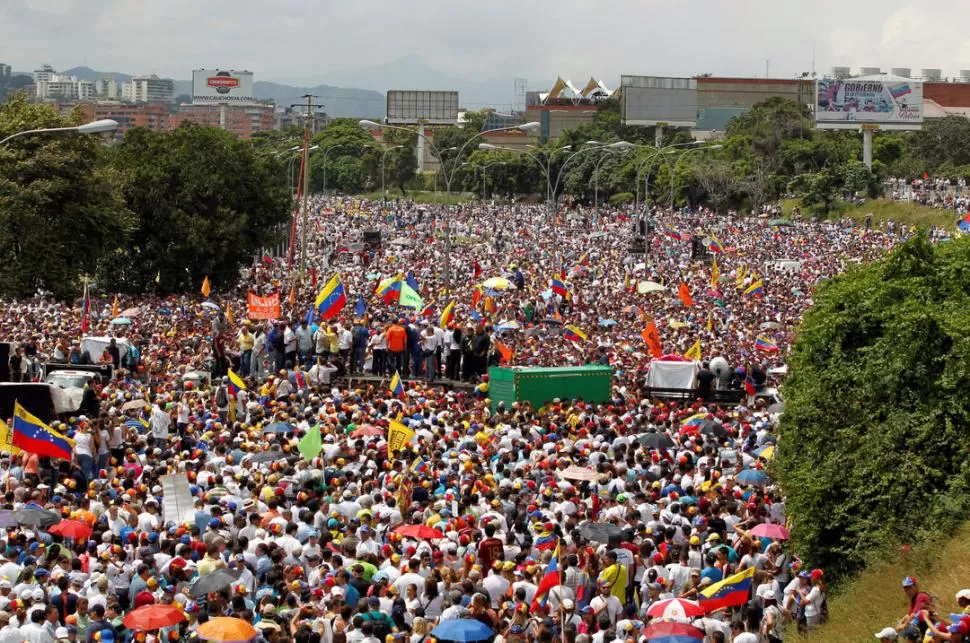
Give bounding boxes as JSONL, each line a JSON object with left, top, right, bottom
{"left": 599, "top": 318, "right": 617, "bottom": 327}
{"left": 737, "top": 468, "right": 770, "bottom": 485}
{"left": 110, "top": 317, "right": 131, "bottom": 325}
{"left": 431, "top": 619, "right": 494, "bottom": 642}
{"left": 0, "top": 511, "right": 17, "bottom": 529}
{"left": 263, "top": 422, "right": 294, "bottom": 433}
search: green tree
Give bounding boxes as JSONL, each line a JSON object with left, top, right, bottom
{"left": 904, "top": 116, "right": 970, "bottom": 171}
{"left": 778, "top": 235, "right": 970, "bottom": 580}
{"left": 0, "top": 94, "right": 133, "bottom": 298}
{"left": 308, "top": 118, "right": 379, "bottom": 192}
{"left": 104, "top": 122, "right": 290, "bottom": 293}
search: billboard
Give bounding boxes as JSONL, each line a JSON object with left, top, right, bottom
{"left": 192, "top": 69, "right": 255, "bottom": 104}
{"left": 815, "top": 76, "right": 922, "bottom": 130}
{"left": 620, "top": 76, "right": 698, "bottom": 127}
{"left": 386, "top": 90, "right": 459, "bottom": 124}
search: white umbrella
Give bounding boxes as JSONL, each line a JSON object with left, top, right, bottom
{"left": 638, "top": 281, "right": 666, "bottom": 294}
{"left": 558, "top": 465, "right": 600, "bottom": 482}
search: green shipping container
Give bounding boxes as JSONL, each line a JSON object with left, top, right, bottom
{"left": 488, "top": 365, "right": 613, "bottom": 413}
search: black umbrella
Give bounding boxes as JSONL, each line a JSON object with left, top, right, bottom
{"left": 12, "top": 508, "right": 61, "bottom": 529}
{"left": 637, "top": 432, "right": 675, "bottom": 449}
{"left": 249, "top": 450, "right": 286, "bottom": 464}
{"left": 700, "top": 420, "right": 728, "bottom": 439}
{"left": 579, "top": 522, "right": 625, "bottom": 544}
{"left": 187, "top": 569, "right": 241, "bottom": 597}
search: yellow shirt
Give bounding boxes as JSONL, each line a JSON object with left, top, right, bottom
{"left": 238, "top": 332, "right": 254, "bottom": 351}
{"left": 599, "top": 563, "right": 627, "bottom": 605}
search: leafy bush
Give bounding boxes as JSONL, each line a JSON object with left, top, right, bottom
{"left": 777, "top": 235, "right": 970, "bottom": 581}
{"left": 609, "top": 192, "right": 634, "bottom": 206}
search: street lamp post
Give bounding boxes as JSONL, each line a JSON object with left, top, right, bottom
{"left": 592, "top": 147, "right": 634, "bottom": 208}
{"left": 481, "top": 161, "right": 506, "bottom": 200}
{"left": 0, "top": 119, "right": 120, "bottom": 146}
{"left": 360, "top": 119, "right": 540, "bottom": 284}
{"left": 381, "top": 145, "right": 404, "bottom": 200}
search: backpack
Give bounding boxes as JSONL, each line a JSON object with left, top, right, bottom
{"left": 366, "top": 611, "right": 391, "bottom": 639}
{"left": 215, "top": 386, "right": 228, "bottom": 408}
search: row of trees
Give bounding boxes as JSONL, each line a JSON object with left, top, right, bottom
{"left": 0, "top": 94, "right": 290, "bottom": 299}
{"left": 273, "top": 97, "right": 970, "bottom": 215}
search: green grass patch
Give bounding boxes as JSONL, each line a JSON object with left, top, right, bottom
{"left": 838, "top": 199, "right": 959, "bottom": 230}
{"left": 356, "top": 189, "right": 475, "bottom": 205}
{"left": 791, "top": 522, "right": 970, "bottom": 642}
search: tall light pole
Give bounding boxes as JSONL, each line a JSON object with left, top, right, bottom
{"left": 360, "top": 119, "right": 539, "bottom": 284}
{"left": 0, "top": 119, "right": 119, "bottom": 146}
{"left": 481, "top": 161, "right": 506, "bottom": 200}
{"left": 289, "top": 145, "right": 319, "bottom": 197}
{"left": 592, "top": 147, "right": 633, "bottom": 208}
{"left": 381, "top": 145, "right": 404, "bottom": 200}
{"left": 633, "top": 141, "right": 705, "bottom": 213}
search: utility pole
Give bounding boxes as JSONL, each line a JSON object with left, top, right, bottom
{"left": 292, "top": 94, "right": 321, "bottom": 286}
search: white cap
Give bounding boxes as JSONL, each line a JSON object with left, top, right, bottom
{"left": 874, "top": 627, "right": 898, "bottom": 639}
{"left": 957, "top": 589, "right": 970, "bottom": 601}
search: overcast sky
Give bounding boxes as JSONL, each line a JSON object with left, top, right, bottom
{"left": 5, "top": 0, "right": 970, "bottom": 87}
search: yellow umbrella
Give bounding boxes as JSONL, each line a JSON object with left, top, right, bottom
{"left": 197, "top": 617, "right": 257, "bottom": 642}
{"left": 480, "top": 277, "right": 512, "bottom": 290}
{"left": 757, "top": 445, "right": 775, "bottom": 460}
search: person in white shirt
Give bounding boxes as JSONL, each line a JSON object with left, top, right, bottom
{"left": 482, "top": 567, "right": 510, "bottom": 608}
{"left": 355, "top": 527, "right": 380, "bottom": 558}
{"left": 149, "top": 403, "right": 170, "bottom": 441}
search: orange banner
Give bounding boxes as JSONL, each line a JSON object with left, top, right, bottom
{"left": 247, "top": 292, "right": 281, "bottom": 320}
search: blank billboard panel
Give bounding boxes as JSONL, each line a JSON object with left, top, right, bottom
{"left": 621, "top": 76, "right": 698, "bottom": 127}
{"left": 386, "top": 90, "right": 459, "bottom": 124}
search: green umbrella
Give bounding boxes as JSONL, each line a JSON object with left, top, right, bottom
{"left": 768, "top": 219, "right": 794, "bottom": 227}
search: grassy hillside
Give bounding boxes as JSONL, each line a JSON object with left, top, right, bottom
{"left": 792, "top": 523, "right": 970, "bottom": 642}
{"left": 357, "top": 189, "right": 474, "bottom": 205}
{"left": 781, "top": 198, "right": 959, "bottom": 229}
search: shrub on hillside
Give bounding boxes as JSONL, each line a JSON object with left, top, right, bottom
{"left": 777, "top": 235, "right": 970, "bottom": 581}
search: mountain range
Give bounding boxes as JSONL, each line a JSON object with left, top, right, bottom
{"left": 11, "top": 57, "right": 582, "bottom": 117}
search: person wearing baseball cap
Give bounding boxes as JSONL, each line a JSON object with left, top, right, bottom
{"left": 874, "top": 626, "right": 898, "bottom": 641}
{"left": 896, "top": 576, "right": 933, "bottom": 634}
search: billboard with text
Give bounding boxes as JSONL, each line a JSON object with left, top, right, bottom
{"left": 386, "top": 90, "right": 459, "bottom": 124}
{"left": 815, "top": 76, "right": 922, "bottom": 130}
{"left": 621, "top": 76, "right": 698, "bottom": 128}
{"left": 192, "top": 69, "right": 255, "bottom": 104}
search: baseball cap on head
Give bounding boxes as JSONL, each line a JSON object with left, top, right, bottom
{"left": 902, "top": 576, "right": 917, "bottom": 588}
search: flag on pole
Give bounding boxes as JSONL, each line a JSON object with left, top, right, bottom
{"left": 707, "top": 311, "right": 713, "bottom": 332}
{"left": 353, "top": 294, "right": 367, "bottom": 318}
{"left": 495, "top": 341, "right": 513, "bottom": 363}
{"left": 439, "top": 301, "right": 455, "bottom": 329}
{"left": 154, "top": 271, "right": 161, "bottom": 284}
{"left": 12, "top": 402, "right": 74, "bottom": 460}
{"left": 736, "top": 265, "right": 747, "bottom": 289}
{"left": 641, "top": 321, "right": 663, "bottom": 358}
{"left": 744, "top": 279, "right": 765, "bottom": 298}
{"left": 225, "top": 303, "right": 234, "bottom": 324}
{"left": 227, "top": 369, "right": 246, "bottom": 399}
{"left": 298, "top": 424, "right": 323, "bottom": 460}
{"left": 201, "top": 276, "right": 212, "bottom": 298}
{"left": 678, "top": 282, "right": 694, "bottom": 307}
{"left": 711, "top": 258, "right": 720, "bottom": 288}
{"left": 315, "top": 274, "right": 348, "bottom": 321}
{"left": 684, "top": 340, "right": 702, "bottom": 361}
{"left": 111, "top": 295, "right": 119, "bottom": 319}
{"left": 0, "top": 420, "right": 23, "bottom": 456}
{"left": 387, "top": 419, "right": 415, "bottom": 455}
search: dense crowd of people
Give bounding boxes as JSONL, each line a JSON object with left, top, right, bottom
{"left": 0, "top": 197, "right": 964, "bottom": 643}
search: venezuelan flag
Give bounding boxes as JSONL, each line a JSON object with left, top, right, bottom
{"left": 227, "top": 368, "right": 247, "bottom": 399}
{"left": 12, "top": 402, "right": 74, "bottom": 461}
{"left": 315, "top": 274, "right": 347, "bottom": 321}
{"left": 389, "top": 371, "right": 405, "bottom": 399}
{"left": 699, "top": 566, "right": 755, "bottom": 612}
{"left": 681, "top": 413, "right": 707, "bottom": 429}
{"left": 439, "top": 301, "right": 455, "bottom": 329}
{"left": 755, "top": 336, "right": 779, "bottom": 352}
{"left": 707, "top": 235, "right": 725, "bottom": 254}
{"left": 744, "top": 374, "right": 757, "bottom": 397}
{"left": 410, "top": 456, "right": 430, "bottom": 474}
{"left": 563, "top": 325, "right": 587, "bottom": 342}
{"left": 551, "top": 277, "right": 569, "bottom": 298}
{"left": 662, "top": 226, "right": 682, "bottom": 240}
{"left": 377, "top": 274, "right": 403, "bottom": 304}
{"left": 530, "top": 545, "right": 561, "bottom": 612}
{"left": 744, "top": 279, "right": 765, "bottom": 298}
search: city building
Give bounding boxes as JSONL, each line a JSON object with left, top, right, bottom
{"left": 525, "top": 77, "right": 613, "bottom": 142}
{"left": 74, "top": 102, "right": 171, "bottom": 135}
{"left": 32, "top": 65, "right": 95, "bottom": 101}
{"left": 96, "top": 79, "right": 122, "bottom": 100}
{"left": 275, "top": 105, "right": 329, "bottom": 133}
{"left": 127, "top": 74, "right": 175, "bottom": 104}
{"left": 173, "top": 103, "right": 276, "bottom": 138}
{"left": 0, "top": 63, "right": 10, "bottom": 78}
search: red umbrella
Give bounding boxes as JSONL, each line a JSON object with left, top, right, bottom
{"left": 750, "top": 523, "right": 790, "bottom": 540}
{"left": 642, "top": 620, "right": 705, "bottom": 642}
{"left": 393, "top": 524, "right": 444, "bottom": 540}
{"left": 645, "top": 597, "right": 706, "bottom": 620}
{"left": 47, "top": 519, "right": 92, "bottom": 541}
{"left": 350, "top": 425, "right": 383, "bottom": 438}
{"left": 123, "top": 604, "right": 187, "bottom": 631}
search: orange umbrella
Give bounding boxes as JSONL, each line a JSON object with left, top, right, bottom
{"left": 197, "top": 617, "right": 257, "bottom": 643}
{"left": 122, "top": 604, "right": 186, "bottom": 631}
{"left": 47, "top": 519, "right": 92, "bottom": 541}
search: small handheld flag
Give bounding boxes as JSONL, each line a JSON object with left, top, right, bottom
{"left": 755, "top": 336, "right": 779, "bottom": 352}
{"left": 354, "top": 294, "right": 367, "bottom": 318}
{"left": 201, "top": 276, "right": 212, "bottom": 298}
{"left": 551, "top": 277, "right": 569, "bottom": 299}
{"left": 315, "top": 274, "right": 347, "bottom": 321}
{"left": 439, "top": 301, "right": 455, "bottom": 329}
{"left": 227, "top": 368, "right": 247, "bottom": 399}
{"left": 12, "top": 402, "right": 74, "bottom": 460}
{"left": 678, "top": 283, "right": 694, "bottom": 307}
{"left": 563, "top": 325, "right": 587, "bottom": 343}
{"left": 744, "top": 279, "right": 765, "bottom": 298}
{"left": 389, "top": 371, "right": 405, "bottom": 399}
{"left": 684, "top": 340, "right": 702, "bottom": 361}
{"left": 710, "top": 258, "right": 719, "bottom": 288}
